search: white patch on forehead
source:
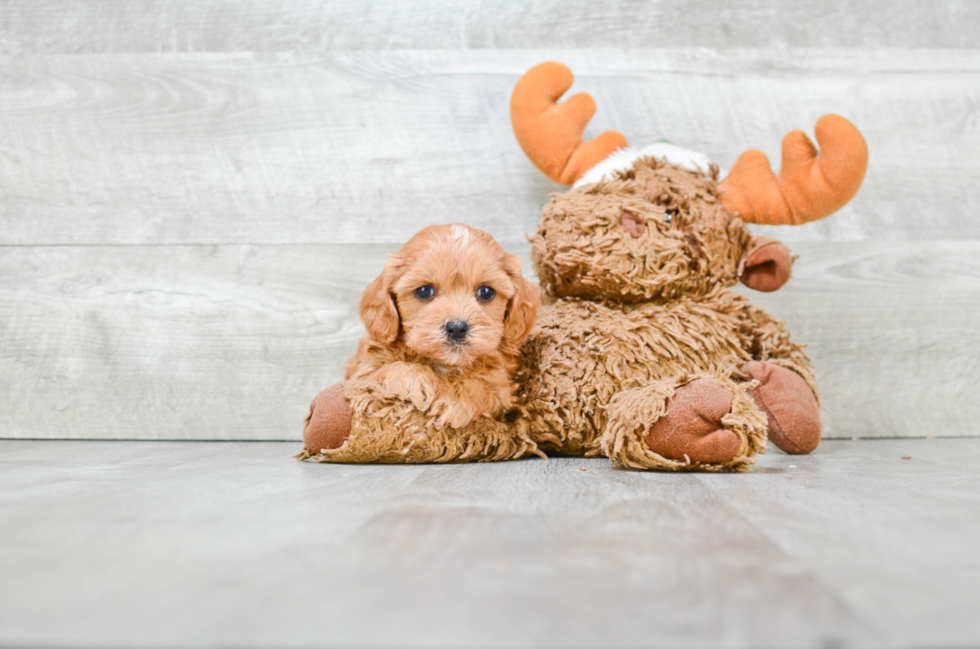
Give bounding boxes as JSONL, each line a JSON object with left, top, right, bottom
{"left": 451, "top": 224, "right": 473, "bottom": 246}
{"left": 422, "top": 224, "right": 477, "bottom": 266}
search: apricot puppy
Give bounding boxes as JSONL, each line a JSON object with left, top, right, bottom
{"left": 343, "top": 223, "right": 539, "bottom": 430}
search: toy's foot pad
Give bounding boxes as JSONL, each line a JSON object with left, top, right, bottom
{"left": 645, "top": 378, "right": 741, "bottom": 464}
{"left": 303, "top": 384, "right": 352, "bottom": 453}
{"left": 745, "top": 361, "right": 821, "bottom": 454}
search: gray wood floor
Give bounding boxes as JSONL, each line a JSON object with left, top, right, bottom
{"left": 1, "top": 2, "right": 978, "bottom": 441}
{"left": 2, "top": 438, "right": 979, "bottom": 648}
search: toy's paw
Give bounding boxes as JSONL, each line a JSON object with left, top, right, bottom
{"left": 745, "top": 361, "right": 821, "bottom": 454}
{"left": 303, "top": 384, "right": 352, "bottom": 453}
{"left": 645, "top": 378, "right": 741, "bottom": 464}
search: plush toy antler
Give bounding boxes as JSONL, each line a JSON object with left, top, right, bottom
{"left": 719, "top": 115, "right": 868, "bottom": 225}
{"left": 510, "top": 62, "right": 628, "bottom": 185}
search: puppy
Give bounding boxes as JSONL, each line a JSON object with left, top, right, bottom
{"left": 345, "top": 224, "right": 539, "bottom": 429}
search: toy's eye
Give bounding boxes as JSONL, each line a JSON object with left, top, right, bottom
{"left": 665, "top": 209, "right": 678, "bottom": 225}
{"left": 414, "top": 285, "right": 435, "bottom": 300}
{"left": 476, "top": 286, "right": 496, "bottom": 302}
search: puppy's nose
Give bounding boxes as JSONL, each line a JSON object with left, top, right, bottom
{"left": 444, "top": 319, "right": 469, "bottom": 341}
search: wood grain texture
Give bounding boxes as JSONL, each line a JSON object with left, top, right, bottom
{"left": 0, "top": 49, "right": 978, "bottom": 245}
{"left": 0, "top": 9, "right": 975, "bottom": 442}
{"left": 2, "top": 241, "right": 976, "bottom": 440}
{"left": 0, "top": 0, "right": 977, "bottom": 53}
{"left": 0, "top": 244, "right": 387, "bottom": 441}
{"left": 2, "top": 439, "right": 979, "bottom": 647}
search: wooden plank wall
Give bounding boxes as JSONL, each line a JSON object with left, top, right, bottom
{"left": 1, "top": 2, "right": 977, "bottom": 440}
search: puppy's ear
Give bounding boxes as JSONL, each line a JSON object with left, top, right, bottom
{"left": 502, "top": 255, "right": 540, "bottom": 353}
{"left": 360, "top": 261, "right": 401, "bottom": 345}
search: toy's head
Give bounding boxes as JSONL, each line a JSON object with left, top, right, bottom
{"left": 511, "top": 62, "right": 868, "bottom": 301}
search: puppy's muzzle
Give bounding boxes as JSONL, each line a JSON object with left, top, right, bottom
{"left": 444, "top": 319, "right": 469, "bottom": 343}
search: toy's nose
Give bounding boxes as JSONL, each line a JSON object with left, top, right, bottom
{"left": 620, "top": 211, "right": 646, "bottom": 238}
{"left": 444, "top": 319, "right": 469, "bottom": 341}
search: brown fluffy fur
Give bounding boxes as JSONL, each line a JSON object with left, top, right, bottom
{"left": 509, "top": 158, "right": 814, "bottom": 470}
{"left": 343, "top": 223, "right": 539, "bottom": 432}
{"left": 305, "top": 158, "right": 819, "bottom": 470}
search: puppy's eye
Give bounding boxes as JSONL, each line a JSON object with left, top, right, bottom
{"left": 476, "top": 286, "right": 496, "bottom": 302}
{"left": 414, "top": 285, "right": 435, "bottom": 300}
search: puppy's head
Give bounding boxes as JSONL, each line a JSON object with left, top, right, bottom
{"left": 360, "top": 224, "right": 539, "bottom": 366}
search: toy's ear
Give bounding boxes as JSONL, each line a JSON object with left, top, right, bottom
{"left": 501, "top": 255, "right": 540, "bottom": 354}
{"left": 359, "top": 261, "right": 401, "bottom": 345}
{"left": 740, "top": 237, "right": 793, "bottom": 293}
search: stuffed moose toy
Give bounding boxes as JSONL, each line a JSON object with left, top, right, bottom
{"left": 299, "top": 61, "right": 868, "bottom": 471}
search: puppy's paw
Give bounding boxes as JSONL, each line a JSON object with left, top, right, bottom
{"left": 375, "top": 362, "right": 438, "bottom": 412}
{"left": 430, "top": 399, "right": 480, "bottom": 430}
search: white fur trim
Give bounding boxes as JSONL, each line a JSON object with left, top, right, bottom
{"left": 572, "top": 142, "right": 723, "bottom": 189}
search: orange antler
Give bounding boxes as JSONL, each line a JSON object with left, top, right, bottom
{"left": 510, "top": 62, "right": 628, "bottom": 185}
{"left": 719, "top": 115, "right": 868, "bottom": 225}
